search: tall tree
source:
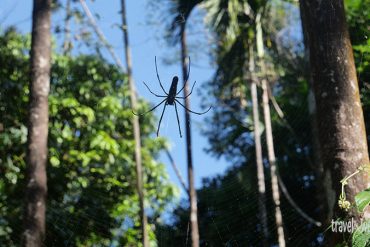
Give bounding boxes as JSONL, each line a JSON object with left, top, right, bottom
{"left": 202, "top": 0, "right": 269, "bottom": 244}
{"left": 180, "top": 17, "right": 200, "bottom": 247}
{"left": 120, "top": 0, "right": 149, "bottom": 246}
{"left": 22, "top": 0, "right": 52, "bottom": 246}
{"left": 256, "top": 10, "right": 286, "bottom": 247}
{"left": 249, "top": 45, "right": 269, "bottom": 247}
{"left": 298, "top": 0, "right": 332, "bottom": 225}
{"left": 163, "top": 1, "right": 202, "bottom": 246}
{"left": 300, "top": 0, "right": 370, "bottom": 244}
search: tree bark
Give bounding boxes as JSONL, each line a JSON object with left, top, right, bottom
{"left": 180, "top": 23, "right": 200, "bottom": 247}
{"left": 22, "top": 0, "right": 51, "bottom": 246}
{"left": 256, "top": 11, "right": 286, "bottom": 247}
{"left": 298, "top": 0, "right": 334, "bottom": 225}
{"left": 121, "top": 0, "right": 149, "bottom": 246}
{"left": 262, "top": 79, "right": 286, "bottom": 247}
{"left": 300, "top": 0, "right": 370, "bottom": 244}
{"left": 249, "top": 45, "right": 269, "bottom": 247}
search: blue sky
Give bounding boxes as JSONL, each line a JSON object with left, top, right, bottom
{"left": 1, "top": 0, "right": 230, "bottom": 195}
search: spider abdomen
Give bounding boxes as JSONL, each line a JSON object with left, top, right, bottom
{"left": 167, "top": 76, "right": 179, "bottom": 105}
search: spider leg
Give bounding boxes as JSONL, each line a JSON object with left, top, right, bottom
{"left": 176, "top": 81, "right": 196, "bottom": 99}
{"left": 157, "top": 102, "right": 168, "bottom": 137}
{"left": 132, "top": 98, "right": 167, "bottom": 116}
{"left": 175, "top": 99, "right": 212, "bottom": 115}
{"left": 174, "top": 102, "right": 183, "bottom": 138}
{"left": 176, "top": 56, "right": 191, "bottom": 96}
{"left": 155, "top": 56, "right": 168, "bottom": 95}
{"left": 142, "top": 81, "right": 167, "bottom": 97}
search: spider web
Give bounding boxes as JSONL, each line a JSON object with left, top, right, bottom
{"left": 1, "top": 0, "right": 368, "bottom": 246}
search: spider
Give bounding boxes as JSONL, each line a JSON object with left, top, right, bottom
{"left": 133, "top": 56, "right": 211, "bottom": 138}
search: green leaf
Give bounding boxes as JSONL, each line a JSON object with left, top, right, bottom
{"left": 352, "top": 220, "right": 370, "bottom": 247}
{"left": 50, "top": 156, "right": 60, "bottom": 167}
{"left": 355, "top": 188, "right": 370, "bottom": 212}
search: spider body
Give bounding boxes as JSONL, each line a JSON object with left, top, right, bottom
{"left": 167, "top": 76, "right": 179, "bottom": 105}
{"left": 133, "top": 56, "right": 211, "bottom": 138}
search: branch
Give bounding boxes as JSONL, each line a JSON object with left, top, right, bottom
{"left": 79, "top": 0, "right": 125, "bottom": 71}
{"left": 267, "top": 83, "right": 321, "bottom": 226}
{"left": 267, "top": 83, "right": 314, "bottom": 167}
{"left": 165, "top": 148, "right": 189, "bottom": 195}
{"left": 63, "top": 0, "right": 72, "bottom": 55}
{"left": 277, "top": 172, "right": 322, "bottom": 227}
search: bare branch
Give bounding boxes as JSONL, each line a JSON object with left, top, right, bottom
{"left": 165, "top": 148, "right": 188, "bottom": 194}
{"left": 79, "top": 0, "right": 125, "bottom": 71}
{"left": 277, "top": 173, "right": 322, "bottom": 227}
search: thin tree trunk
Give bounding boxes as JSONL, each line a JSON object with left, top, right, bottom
{"left": 120, "top": 1, "right": 149, "bottom": 246}
{"left": 22, "top": 0, "right": 51, "bottom": 246}
{"left": 78, "top": 2, "right": 148, "bottom": 244}
{"left": 256, "top": 11, "right": 286, "bottom": 247}
{"left": 300, "top": 0, "right": 370, "bottom": 244}
{"left": 262, "top": 79, "right": 286, "bottom": 247}
{"left": 180, "top": 23, "right": 200, "bottom": 247}
{"left": 249, "top": 45, "right": 269, "bottom": 247}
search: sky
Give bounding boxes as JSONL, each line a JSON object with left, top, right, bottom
{"left": 0, "top": 0, "right": 230, "bottom": 195}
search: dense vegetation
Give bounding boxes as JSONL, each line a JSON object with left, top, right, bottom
{"left": 0, "top": 29, "right": 176, "bottom": 246}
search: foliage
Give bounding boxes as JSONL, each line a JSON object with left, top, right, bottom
{"left": 352, "top": 220, "right": 370, "bottom": 247}
{"left": 148, "top": 0, "right": 202, "bottom": 46}
{"left": 0, "top": 29, "right": 177, "bottom": 246}
{"left": 345, "top": 0, "right": 370, "bottom": 142}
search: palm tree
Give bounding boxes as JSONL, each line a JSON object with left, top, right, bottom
{"left": 121, "top": 0, "right": 149, "bottom": 246}
{"left": 164, "top": 1, "right": 202, "bottom": 246}
{"left": 256, "top": 10, "right": 286, "bottom": 247}
{"left": 249, "top": 44, "right": 269, "bottom": 247}
{"left": 169, "top": 0, "right": 200, "bottom": 247}
{"left": 299, "top": 0, "right": 370, "bottom": 245}
{"left": 23, "top": 0, "right": 52, "bottom": 246}
{"left": 202, "top": 0, "right": 270, "bottom": 245}
{"left": 179, "top": 23, "right": 200, "bottom": 247}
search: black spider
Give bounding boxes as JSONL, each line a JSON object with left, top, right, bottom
{"left": 133, "top": 56, "right": 211, "bottom": 138}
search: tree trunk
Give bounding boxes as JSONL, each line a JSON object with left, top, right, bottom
{"left": 22, "top": 0, "right": 51, "bottom": 246}
{"left": 298, "top": 1, "right": 334, "bottom": 225}
{"left": 120, "top": 0, "right": 149, "bottom": 246}
{"left": 249, "top": 45, "right": 269, "bottom": 247}
{"left": 180, "top": 23, "right": 200, "bottom": 247}
{"left": 300, "top": 0, "right": 370, "bottom": 244}
{"left": 256, "top": 12, "right": 286, "bottom": 247}
{"left": 262, "top": 79, "right": 286, "bottom": 247}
